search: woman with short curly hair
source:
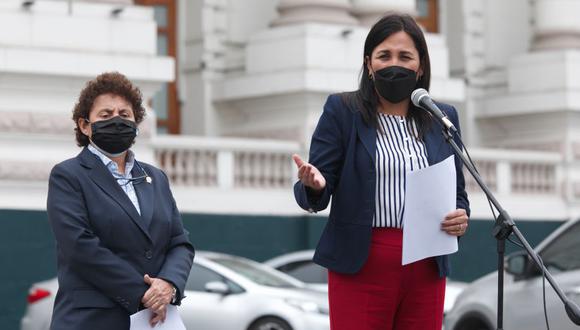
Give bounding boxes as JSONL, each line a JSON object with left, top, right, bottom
{"left": 72, "top": 72, "right": 146, "bottom": 147}
{"left": 47, "top": 72, "right": 195, "bottom": 330}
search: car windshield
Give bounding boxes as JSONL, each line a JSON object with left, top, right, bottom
{"left": 540, "top": 221, "right": 580, "bottom": 272}
{"left": 209, "top": 257, "right": 299, "bottom": 288}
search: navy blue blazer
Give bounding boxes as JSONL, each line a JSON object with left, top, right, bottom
{"left": 47, "top": 147, "right": 195, "bottom": 330}
{"left": 294, "top": 94, "right": 469, "bottom": 277}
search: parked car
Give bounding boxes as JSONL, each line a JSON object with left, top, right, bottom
{"left": 265, "top": 249, "right": 468, "bottom": 315}
{"left": 21, "top": 251, "right": 329, "bottom": 330}
{"left": 445, "top": 218, "right": 580, "bottom": 330}
{"left": 21, "top": 278, "right": 55, "bottom": 330}
{"left": 265, "top": 250, "right": 327, "bottom": 292}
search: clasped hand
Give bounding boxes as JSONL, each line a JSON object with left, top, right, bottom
{"left": 141, "top": 274, "right": 173, "bottom": 327}
{"left": 441, "top": 209, "right": 469, "bottom": 236}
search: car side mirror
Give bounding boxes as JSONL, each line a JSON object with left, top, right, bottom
{"left": 505, "top": 251, "right": 529, "bottom": 280}
{"left": 204, "top": 281, "right": 230, "bottom": 295}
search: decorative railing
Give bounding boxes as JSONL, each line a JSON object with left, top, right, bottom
{"left": 152, "top": 136, "right": 563, "bottom": 195}
{"left": 462, "top": 149, "right": 561, "bottom": 195}
{"left": 151, "top": 136, "right": 300, "bottom": 189}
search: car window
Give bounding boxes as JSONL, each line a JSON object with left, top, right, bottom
{"left": 540, "top": 222, "right": 580, "bottom": 273}
{"left": 186, "top": 264, "right": 223, "bottom": 291}
{"left": 209, "top": 257, "right": 298, "bottom": 288}
{"left": 224, "top": 278, "right": 244, "bottom": 294}
{"left": 277, "top": 261, "right": 328, "bottom": 284}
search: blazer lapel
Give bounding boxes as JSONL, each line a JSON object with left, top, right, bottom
{"left": 79, "top": 148, "right": 152, "bottom": 242}
{"left": 424, "top": 120, "right": 446, "bottom": 165}
{"left": 355, "top": 111, "right": 377, "bottom": 165}
{"left": 132, "top": 166, "right": 154, "bottom": 231}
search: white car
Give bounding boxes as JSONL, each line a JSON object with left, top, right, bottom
{"left": 445, "top": 218, "right": 580, "bottom": 330}
{"left": 265, "top": 249, "right": 468, "bottom": 316}
{"left": 21, "top": 278, "right": 55, "bottom": 330}
{"left": 21, "top": 251, "right": 329, "bottom": 330}
{"left": 265, "top": 250, "right": 328, "bottom": 292}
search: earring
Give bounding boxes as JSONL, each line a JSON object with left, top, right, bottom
{"left": 368, "top": 73, "right": 373, "bottom": 80}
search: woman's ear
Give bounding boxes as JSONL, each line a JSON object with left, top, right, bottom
{"left": 78, "top": 118, "right": 91, "bottom": 137}
{"left": 365, "top": 56, "right": 373, "bottom": 78}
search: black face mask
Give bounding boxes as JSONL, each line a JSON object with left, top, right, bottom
{"left": 373, "top": 66, "right": 418, "bottom": 103}
{"left": 89, "top": 116, "right": 138, "bottom": 155}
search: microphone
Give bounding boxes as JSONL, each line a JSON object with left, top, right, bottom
{"left": 117, "top": 160, "right": 152, "bottom": 185}
{"left": 135, "top": 160, "right": 152, "bottom": 184}
{"left": 411, "top": 88, "right": 457, "bottom": 133}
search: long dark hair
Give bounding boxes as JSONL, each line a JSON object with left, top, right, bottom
{"left": 342, "top": 12, "right": 432, "bottom": 138}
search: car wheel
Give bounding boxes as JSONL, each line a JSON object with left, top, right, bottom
{"left": 248, "top": 316, "right": 292, "bottom": 330}
{"left": 453, "top": 315, "right": 492, "bottom": 330}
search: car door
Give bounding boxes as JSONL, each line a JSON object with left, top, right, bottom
{"left": 179, "top": 263, "right": 250, "bottom": 330}
{"left": 504, "top": 221, "right": 580, "bottom": 330}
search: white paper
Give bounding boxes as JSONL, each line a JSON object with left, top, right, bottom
{"left": 402, "top": 155, "right": 458, "bottom": 265}
{"left": 130, "top": 305, "right": 186, "bottom": 330}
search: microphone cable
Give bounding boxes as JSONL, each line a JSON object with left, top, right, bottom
{"left": 453, "top": 128, "right": 552, "bottom": 330}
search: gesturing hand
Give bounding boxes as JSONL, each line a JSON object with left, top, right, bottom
{"left": 292, "top": 154, "right": 326, "bottom": 193}
{"left": 142, "top": 274, "right": 173, "bottom": 326}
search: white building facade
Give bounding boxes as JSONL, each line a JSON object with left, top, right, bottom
{"left": 0, "top": 0, "right": 578, "bottom": 327}
{"left": 173, "top": 0, "right": 575, "bottom": 221}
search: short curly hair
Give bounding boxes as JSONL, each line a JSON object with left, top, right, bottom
{"left": 72, "top": 72, "right": 146, "bottom": 147}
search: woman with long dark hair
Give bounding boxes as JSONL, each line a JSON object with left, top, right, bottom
{"left": 293, "top": 13, "right": 469, "bottom": 330}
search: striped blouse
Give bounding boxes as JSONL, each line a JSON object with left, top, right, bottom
{"left": 374, "top": 113, "right": 429, "bottom": 228}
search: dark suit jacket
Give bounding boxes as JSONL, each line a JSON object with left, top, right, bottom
{"left": 294, "top": 94, "right": 470, "bottom": 277}
{"left": 47, "top": 147, "right": 195, "bottom": 330}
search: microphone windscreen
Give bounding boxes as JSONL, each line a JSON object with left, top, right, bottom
{"left": 411, "top": 88, "right": 429, "bottom": 107}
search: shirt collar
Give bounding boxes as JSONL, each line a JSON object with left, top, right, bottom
{"left": 87, "top": 144, "right": 135, "bottom": 176}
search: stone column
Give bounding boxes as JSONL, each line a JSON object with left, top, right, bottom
{"left": 532, "top": 0, "right": 580, "bottom": 202}
{"left": 351, "top": 0, "right": 416, "bottom": 27}
{"left": 533, "top": 0, "right": 580, "bottom": 50}
{"left": 271, "top": 0, "right": 358, "bottom": 27}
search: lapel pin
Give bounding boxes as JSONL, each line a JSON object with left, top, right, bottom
{"left": 146, "top": 176, "right": 152, "bottom": 184}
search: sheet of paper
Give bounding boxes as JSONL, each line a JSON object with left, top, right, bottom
{"left": 402, "top": 155, "right": 458, "bottom": 265}
{"left": 130, "top": 305, "right": 186, "bottom": 330}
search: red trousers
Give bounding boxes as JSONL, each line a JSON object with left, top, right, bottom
{"left": 328, "top": 228, "right": 446, "bottom": 330}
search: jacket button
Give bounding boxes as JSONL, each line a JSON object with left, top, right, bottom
{"left": 144, "top": 250, "right": 153, "bottom": 259}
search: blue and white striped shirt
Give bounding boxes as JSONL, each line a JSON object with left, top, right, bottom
{"left": 374, "top": 114, "right": 429, "bottom": 228}
{"left": 87, "top": 144, "right": 141, "bottom": 215}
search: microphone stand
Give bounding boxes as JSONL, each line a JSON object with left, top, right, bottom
{"left": 437, "top": 124, "right": 580, "bottom": 329}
